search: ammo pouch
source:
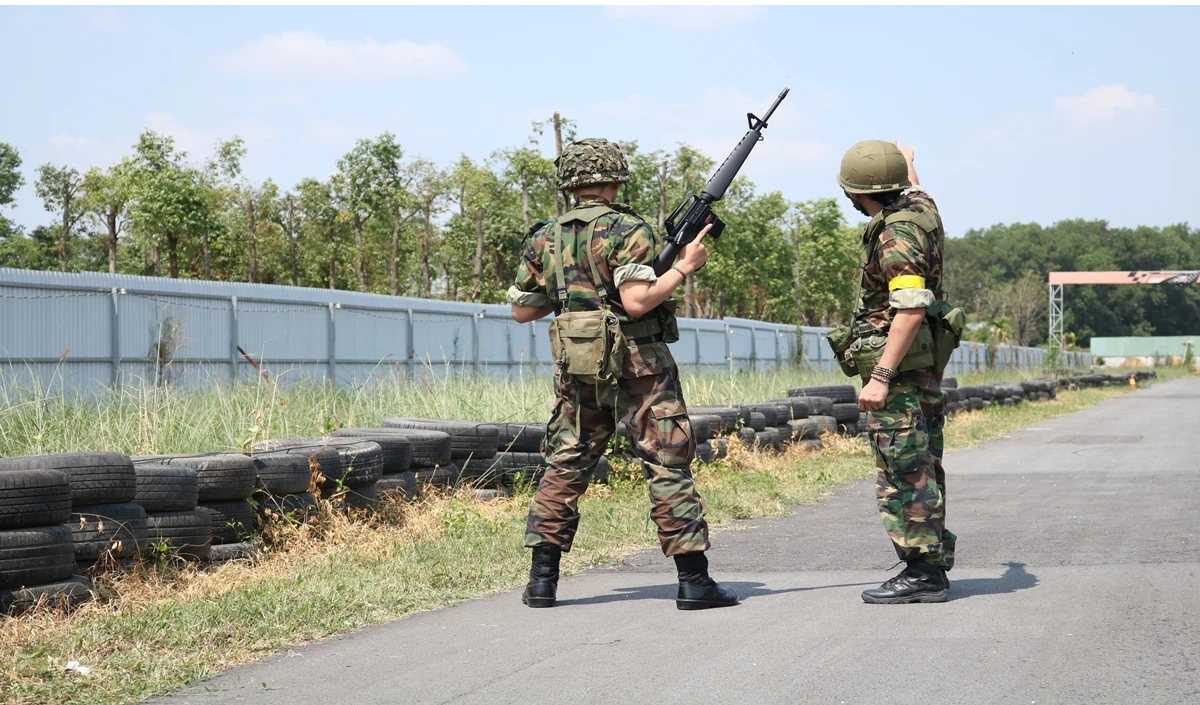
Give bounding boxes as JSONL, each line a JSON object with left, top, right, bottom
{"left": 847, "top": 324, "right": 936, "bottom": 383}
{"left": 550, "top": 309, "right": 627, "bottom": 384}
{"left": 656, "top": 300, "right": 680, "bottom": 344}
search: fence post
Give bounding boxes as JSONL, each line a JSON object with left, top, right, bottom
{"left": 229, "top": 296, "right": 239, "bottom": 384}
{"left": 406, "top": 308, "right": 416, "bottom": 378}
{"left": 327, "top": 303, "right": 337, "bottom": 386}
{"left": 775, "top": 329, "right": 781, "bottom": 369}
{"left": 473, "top": 310, "right": 482, "bottom": 373}
{"left": 749, "top": 324, "right": 757, "bottom": 372}
{"left": 725, "top": 322, "right": 732, "bottom": 373}
{"left": 693, "top": 323, "right": 701, "bottom": 372}
{"left": 109, "top": 288, "right": 120, "bottom": 387}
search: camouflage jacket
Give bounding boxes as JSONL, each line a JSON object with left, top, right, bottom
{"left": 854, "top": 186, "right": 945, "bottom": 334}
{"left": 507, "top": 195, "right": 676, "bottom": 378}
{"left": 507, "top": 195, "right": 658, "bottom": 323}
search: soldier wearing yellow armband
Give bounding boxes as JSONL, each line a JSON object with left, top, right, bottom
{"left": 836, "top": 139, "right": 958, "bottom": 604}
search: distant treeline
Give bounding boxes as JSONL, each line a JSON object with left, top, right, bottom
{"left": 1, "top": 129, "right": 1195, "bottom": 344}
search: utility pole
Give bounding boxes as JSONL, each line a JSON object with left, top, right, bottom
{"left": 553, "top": 112, "right": 566, "bottom": 216}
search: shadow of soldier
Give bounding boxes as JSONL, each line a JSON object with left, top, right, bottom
{"left": 948, "top": 561, "right": 1038, "bottom": 600}
{"left": 554, "top": 579, "right": 877, "bottom": 607}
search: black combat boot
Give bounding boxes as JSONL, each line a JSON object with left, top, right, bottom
{"left": 674, "top": 552, "right": 739, "bottom": 610}
{"left": 522, "top": 545, "right": 561, "bottom": 608}
{"left": 861, "top": 561, "right": 949, "bottom": 604}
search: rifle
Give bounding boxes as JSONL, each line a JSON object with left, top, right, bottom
{"left": 652, "top": 87, "right": 789, "bottom": 276}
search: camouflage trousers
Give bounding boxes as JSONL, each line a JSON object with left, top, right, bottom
{"left": 524, "top": 342, "right": 709, "bottom": 557}
{"left": 867, "top": 369, "right": 957, "bottom": 570}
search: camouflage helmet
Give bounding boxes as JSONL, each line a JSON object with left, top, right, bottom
{"left": 836, "top": 140, "right": 911, "bottom": 194}
{"left": 556, "top": 138, "right": 630, "bottom": 190}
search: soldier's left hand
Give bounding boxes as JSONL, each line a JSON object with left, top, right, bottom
{"left": 858, "top": 379, "right": 888, "bottom": 412}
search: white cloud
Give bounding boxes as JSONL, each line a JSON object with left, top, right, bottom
{"left": 144, "top": 112, "right": 277, "bottom": 159}
{"left": 48, "top": 134, "right": 100, "bottom": 150}
{"left": 604, "top": 5, "right": 763, "bottom": 31}
{"left": 1053, "top": 84, "right": 1160, "bottom": 134}
{"left": 215, "top": 30, "right": 467, "bottom": 81}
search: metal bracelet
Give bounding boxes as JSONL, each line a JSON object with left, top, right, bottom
{"left": 871, "top": 365, "right": 897, "bottom": 384}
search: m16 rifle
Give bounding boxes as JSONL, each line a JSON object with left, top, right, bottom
{"left": 652, "top": 88, "right": 789, "bottom": 276}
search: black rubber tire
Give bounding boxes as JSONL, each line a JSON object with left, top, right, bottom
{"left": 957, "top": 386, "right": 981, "bottom": 399}
{"left": 207, "top": 541, "right": 256, "bottom": 563}
{"left": 258, "top": 492, "right": 318, "bottom": 522}
{"left": 787, "top": 418, "right": 819, "bottom": 441}
{"left": 332, "top": 429, "right": 414, "bottom": 473}
{"left": 755, "top": 428, "right": 781, "bottom": 449}
{"left": 0, "top": 452, "right": 136, "bottom": 506}
{"left": 413, "top": 465, "right": 462, "bottom": 488}
{"left": 380, "top": 419, "right": 500, "bottom": 460}
{"left": 688, "top": 415, "right": 715, "bottom": 443}
{"left": 968, "top": 398, "right": 985, "bottom": 411}
{"left": 713, "top": 438, "right": 728, "bottom": 460}
{"left": 811, "top": 415, "right": 838, "bottom": 436}
{"left": 761, "top": 398, "right": 812, "bottom": 421}
{"left": 736, "top": 427, "right": 757, "bottom": 444}
{"left": 592, "top": 456, "right": 611, "bottom": 484}
{"left": 335, "top": 429, "right": 450, "bottom": 469}
{"left": 0, "top": 525, "right": 76, "bottom": 589}
{"left": 999, "top": 398, "right": 1015, "bottom": 407}
{"left": 145, "top": 509, "right": 212, "bottom": 561}
{"left": 492, "top": 423, "right": 546, "bottom": 454}
{"left": 982, "top": 400, "right": 994, "bottom": 408}
{"left": 832, "top": 403, "right": 860, "bottom": 424}
{"left": 459, "top": 456, "right": 507, "bottom": 485}
{"left": 0, "top": 469, "right": 72, "bottom": 530}
{"left": 133, "top": 464, "right": 198, "bottom": 513}
{"left": 747, "top": 411, "right": 767, "bottom": 432}
{"left": 323, "top": 482, "right": 378, "bottom": 511}
{"left": 252, "top": 439, "right": 383, "bottom": 489}
{"left": 751, "top": 405, "right": 784, "bottom": 427}
{"left": 377, "top": 472, "right": 418, "bottom": 500}
{"left": 0, "top": 574, "right": 92, "bottom": 614}
{"left": 942, "top": 377, "right": 958, "bottom": 389}
{"left": 695, "top": 442, "right": 714, "bottom": 464}
{"left": 71, "top": 503, "right": 148, "bottom": 562}
{"left": 199, "top": 500, "right": 254, "bottom": 545}
{"left": 787, "top": 385, "right": 857, "bottom": 404}
{"left": 686, "top": 407, "right": 740, "bottom": 434}
{"left": 138, "top": 453, "right": 256, "bottom": 502}
{"left": 804, "top": 397, "right": 834, "bottom": 417}
{"left": 839, "top": 422, "right": 859, "bottom": 436}
{"left": 795, "top": 438, "right": 823, "bottom": 453}
{"left": 474, "top": 487, "right": 513, "bottom": 501}
{"left": 245, "top": 451, "right": 312, "bottom": 495}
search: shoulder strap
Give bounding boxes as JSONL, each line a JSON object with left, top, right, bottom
{"left": 551, "top": 214, "right": 612, "bottom": 309}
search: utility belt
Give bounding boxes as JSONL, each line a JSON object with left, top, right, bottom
{"left": 825, "top": 300, "right": 966, "bottom": 383}
{"left": 618, "top": 301, "right": 680, "bottom": 344}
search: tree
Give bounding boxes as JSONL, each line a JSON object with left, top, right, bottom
{"left": 128, "top": 131, "right": 207, "bottom": 278}
{"left": 333, "top": 137, "right": 391, "bottom": 292}
{"left": 82, "top": 161, "right": 133, "bottom": 274}
{"left": 34, "top": 164, "right": 85, "bottom": 271}
{"left": 296, "top": 178, "right": 342, "bottom": 289}
{"left": 785, "top": 197, "right": 856, "bottom": 326}
{"left": 407, "top": 159, "right": 445, "bottom": 298}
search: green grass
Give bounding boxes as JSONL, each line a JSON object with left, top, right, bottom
{"left": 0, "top": 372, "right": 1154, "bottom": 705}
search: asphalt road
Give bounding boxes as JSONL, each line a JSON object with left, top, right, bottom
{"left": 153, "top": 377, "right": 1200, "bottom": 705}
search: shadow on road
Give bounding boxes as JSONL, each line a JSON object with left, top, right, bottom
{"left": 555, "top": 580, "right": 876, "bottom": 607}
{"left": 950, "top": 561, "right": 1038, "bottom": 600}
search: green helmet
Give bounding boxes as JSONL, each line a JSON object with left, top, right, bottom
{"left": 836, "top": 140, "right": 911, "bottom": 194}
{"left": 556, "top": 138, "right": 630, "bottom": 190}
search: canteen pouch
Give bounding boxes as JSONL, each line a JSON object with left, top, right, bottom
{"left": 825, "top": 325, "right": 859, "bottom": 378}
{"left": 549, "top": 309, "right": 627, "bottom": 385}
{"left": 849, "top": 324, "right": 936, "bottom": 382}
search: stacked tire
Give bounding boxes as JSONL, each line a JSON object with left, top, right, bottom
{"left": 333, "top": 429, "right": 416, "bottom": 502}
{"left": 0, "top": 458, "right": 92, "bottom": 613}
{"left": 250, "top": 439, "right": 380, "bottom": 515}
{"left": 132, "top": 463, "right": 211, "bottom": 561}
{"left": 138, "top": 453, "right": 256, "bottom": 547}
{"left": 382, "top": 419, "right": 501, "bottom": 491}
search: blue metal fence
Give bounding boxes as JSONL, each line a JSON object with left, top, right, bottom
{"left": 0, "top": 268, "right": 1089, "bottom": 393}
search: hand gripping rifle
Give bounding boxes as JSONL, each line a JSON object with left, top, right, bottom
{"left": 652, "top": 87, "right": 789, "bottom": 276}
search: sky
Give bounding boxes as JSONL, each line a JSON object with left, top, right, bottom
{"left": 1, "top": 5, "right": 1197, "bottom": 237}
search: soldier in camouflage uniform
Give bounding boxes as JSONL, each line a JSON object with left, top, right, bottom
{"left": 507, "top": 138, "right": 737, "bottom": 610}
{"left": 838, "top": 139, "right": 957, "bottom": 604}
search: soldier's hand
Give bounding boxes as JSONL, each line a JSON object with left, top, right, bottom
{"left": 858, "top": 378, "right": 888, "bottom": 412}
{"left": 679, "top": 224, "right": 712, "bottom": 273}
{"left": 892, "top": 140, "right": 915, "bottom": 164}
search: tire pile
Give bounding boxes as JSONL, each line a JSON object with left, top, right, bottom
{"left": 0, "top": 371, "right": 1143, "bottom": 613}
